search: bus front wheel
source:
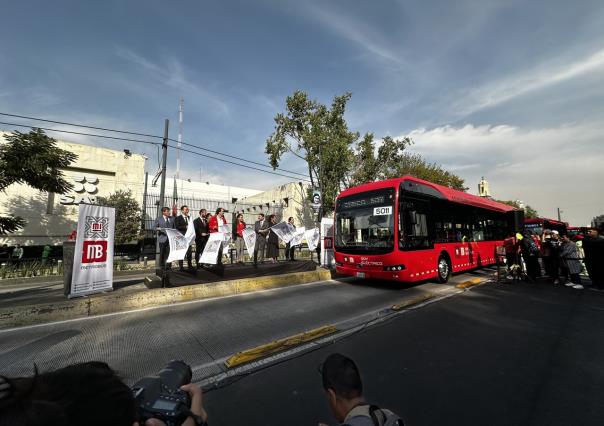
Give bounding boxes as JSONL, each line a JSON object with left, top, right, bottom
{"left": 437, "top": 255, "right": 450, "bottom": 283}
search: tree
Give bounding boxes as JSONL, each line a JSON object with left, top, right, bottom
{"left": 266, "top": 91, "right": 357, "bottom": 214}
{"left": 0, "top": 129, "right": 77, "bottom": 234}
{"left": 348, "top": 134, "right": 467, "bottom": 191}
{"left": 349, "top": 132, "right": 379, "bottom": 186}
{"left": 97, "top": 190, "right": 143, "bottom": 244}
{"left": 495, "top": 199, "right": 539, "bottom": 218}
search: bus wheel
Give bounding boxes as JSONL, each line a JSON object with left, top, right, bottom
{"left": 437, "top": 255, "right": 450, "bottom": 283}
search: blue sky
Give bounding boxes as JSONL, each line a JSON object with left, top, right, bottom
{"left": 1, "top": 0, "right": 603, "bottom": 225}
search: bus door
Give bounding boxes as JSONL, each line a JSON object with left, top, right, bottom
{"left": 400, "top": 197, "right": 435, "bottom": 273}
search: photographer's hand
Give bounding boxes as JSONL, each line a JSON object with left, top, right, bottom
{"left": 181, "top": 383, "right": 208, "bottom": 426}
{"left": 142, "top": 385, "right": 207, "bottom": 426}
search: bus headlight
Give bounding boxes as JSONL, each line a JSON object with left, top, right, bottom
{"left": 383, "top": 265, "right": 406, "bottom": 271}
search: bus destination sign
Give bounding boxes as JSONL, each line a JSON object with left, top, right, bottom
{"left": 338, "top": 189, "right": 393, "bottom": 210}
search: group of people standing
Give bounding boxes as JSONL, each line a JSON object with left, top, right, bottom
{"left": 155, "top": 206, "right": 299, "bottom": 270}
{"left": 504, "top": 227, "right": 604, "bottom": 290}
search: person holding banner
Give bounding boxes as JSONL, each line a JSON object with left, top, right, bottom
{"left": 266, "top": 214, "right": 280, "bottom": 263}
{"left": 174, "top": 205, "right": 193, "bottom": 271}
{"left": 285, "top": 217, "right": 297, "bottom": 261}
{"left": 235, "top": 213, "right": 247, "bottom": 264}
{"left": 194, "top": 208, "right": 209, "bottom": 268}
{"left": 154, "top": 207, "right": 174, "bottom": 269}
{"left": 209, "top": 207, "right": 228, "bottom": 266}
{"left": 208, "top": 207, "right": 228, "bottom": 233}
{"left": 254, "top": 213, "right": 269, "bottom": 266}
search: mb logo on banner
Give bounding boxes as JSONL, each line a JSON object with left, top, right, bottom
{"left": 70, "top": 204, "right": 116, "bottom": 298}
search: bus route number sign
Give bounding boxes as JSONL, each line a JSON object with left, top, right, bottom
{"left": 373, "top": 206, "right": 392, "bottom": 216}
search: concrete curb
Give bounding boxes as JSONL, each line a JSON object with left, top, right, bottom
{"left": 224, "top": 325, "right": 338, "bottom": 369}
{"left": 0, "top": 268, "right": 332, "bottom": 329}
{"left": 455, "top": 277, "right": 484, "bottom": 289}
{"left": 391, "top": 292, "right": 437, "bottom": 311}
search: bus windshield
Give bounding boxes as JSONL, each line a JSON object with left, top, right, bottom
{"left": 335, "top": 188, "right": 395, "bottom": 254}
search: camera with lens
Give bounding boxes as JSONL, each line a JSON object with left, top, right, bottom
{"left": 132, "top": 360, "right": 193, "bottom": 426}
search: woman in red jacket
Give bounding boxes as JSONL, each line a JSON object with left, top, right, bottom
{"left": 235, "top": 213, "right": 246, "bottom": 263}
{"left": 208, "top": 207, "right": 228, "bottom": 265}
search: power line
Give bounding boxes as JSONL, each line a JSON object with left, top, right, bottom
{"left": 169, "top": 144, "right": 312, "bottom": 183}
{"left": 0, "top": 113, "right": 311, "bottom": 182}
{"left": 0, "top": 121, "right": 161, "bottom": 146}
{"left": 0, "top": 112, "right": 163, "bottom": 139}
{"left": 0, "top": 111, "right": 310, "bottom": 179}
{"left": 169, "top": 138, "right": 308, "bottom": 178}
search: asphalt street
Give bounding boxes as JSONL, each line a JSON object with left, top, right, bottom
{"left": 2, "top": 270, "right": 602, "bottom": 425}
{"left": 202, "top": 281, "right": 604, "bottom": 426}
{"left": 0, "top": 271, "right": 483, "bottom": 383}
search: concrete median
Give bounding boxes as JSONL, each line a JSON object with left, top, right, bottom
{"left": 0, "top": 267, "right": 332, "bottom": 329}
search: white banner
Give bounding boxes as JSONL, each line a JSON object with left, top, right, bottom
{"left": 70, "top": 204, "right": 115, "bottom": 298}
{"left": 165, "top": 216, "right": 195, "bottom": 263}
{"left": 220, "top": 223, "right": 232, "bottom": 246}
{"left": 183, "top": 215, "right": 195, "bottom": 244}
{"left": 290, "top": 227, "right": 306, "bottom": 247}
{"left": 242, "top": 227, "right": 257, "bottom": 258}
{"left": 270, "top": 222, "right": 296, "bottom": 243}
{"left": 305, "top": 228, "right": 320, "bottom": 252}
{"left": 200, "top": 232, "right": 224, "bottom": 264}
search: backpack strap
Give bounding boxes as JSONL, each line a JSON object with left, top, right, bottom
{"left": 369, "top": 405, "right": 384, "bottom": 426}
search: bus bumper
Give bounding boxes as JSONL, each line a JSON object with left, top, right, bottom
{"left": 336, "top": 265, "right": 409, "bottom": 281}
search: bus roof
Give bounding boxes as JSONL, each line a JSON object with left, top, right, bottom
{"left": 337, "top": 175, "right": 517, "bottom": 213}
{"left": 524, "top": 217, "right": 567, "bottom": 227}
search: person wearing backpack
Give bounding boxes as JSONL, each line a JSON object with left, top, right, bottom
{"left": 319, "top": 353, "right": 403, "bottom": 426}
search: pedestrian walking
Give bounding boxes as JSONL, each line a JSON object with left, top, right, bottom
{"left": 560, "top": 234, "right": 583, "bottom": 289}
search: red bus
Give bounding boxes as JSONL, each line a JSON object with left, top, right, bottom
{"left": 523, "top": 217, "right": 567, "bottom": 236}
{"left": 334, "top": 176, "right": 523, "bottom": 283}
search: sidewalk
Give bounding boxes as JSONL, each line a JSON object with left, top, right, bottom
{"left": 0, "top": 264, "right": 332, "bottom": 329}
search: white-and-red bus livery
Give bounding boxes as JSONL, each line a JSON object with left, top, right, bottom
{"left": 334, "top": 176, "right": 523, "bottom": 283}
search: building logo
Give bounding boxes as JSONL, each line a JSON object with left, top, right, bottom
{"left": 82, "top": 240, "right": 108, "bottom": 263}
{"left": 84, "top": 216, "right": 109, "bottom": 239}
{"left": 60, "top": 174, "right": 99, "bottom": 205}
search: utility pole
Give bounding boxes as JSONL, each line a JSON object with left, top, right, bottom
{"left": 176, "top": 97, "right": 183, "bottom": 180}
{"left": 155, "top": 119, "right": 169, "bottom": 277}
{"left": 557, "top": 207, "right": 562, "bottom": 222}
{"left": 140, "top": 171, "right": 148, "bottom": 260}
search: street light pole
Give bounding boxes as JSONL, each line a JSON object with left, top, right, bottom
{"left": 155, "top": 119, "right": 169, "bottom": 277}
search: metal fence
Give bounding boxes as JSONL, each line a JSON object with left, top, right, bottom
{"left": 142, "top": 194, "right": 285, "bottom": 237}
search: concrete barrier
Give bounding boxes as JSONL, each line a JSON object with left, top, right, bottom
{"left": 0, "top": 268, "right": 332, "bottom": 329}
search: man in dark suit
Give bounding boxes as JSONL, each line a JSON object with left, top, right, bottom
{"left": 174, "top": 205, "right": 193, "bottom": 271}
{"left": 154, "top": 207, "right": 174, "bottom": 269}
{"left": 254, "top": 213, "right": 270, "bottom": 266}
{"left": 193, "top": 208, "right": 209, "bottom": 268}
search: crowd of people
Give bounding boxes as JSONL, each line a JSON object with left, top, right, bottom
{"left": 155, "top": 206, "right": 305, "bottom": 271}
{"left": 503, "top": 226, "right": 604, "bottom": 290}
{"left": 0, "top": 353, "right": 403, "bottom": 426}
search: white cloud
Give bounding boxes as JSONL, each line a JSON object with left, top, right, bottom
{"left": 301, "top": 3, "right": 404, "bottom": 65}
{"left": 113, "top": 47, "right": 230, "bottom": 117}
{"left": 403, "top": 123, "right": 604, "bottom": 226}
{"left": 454, "top": 47, "right": 604, "bottom": 117}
